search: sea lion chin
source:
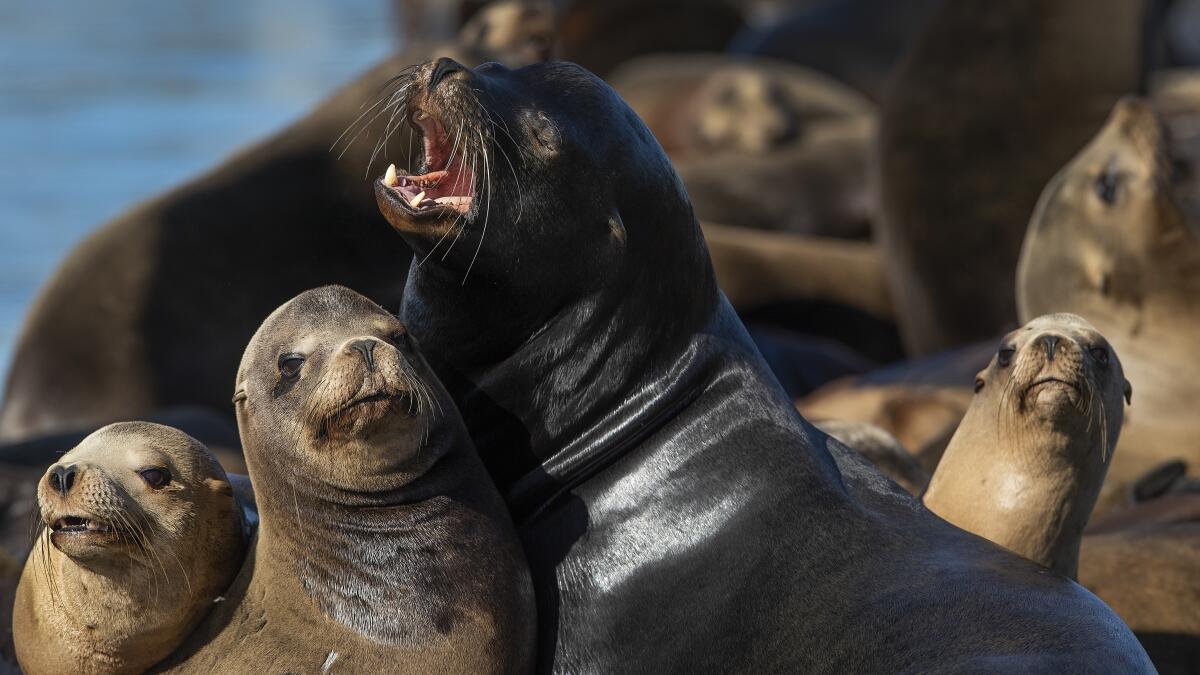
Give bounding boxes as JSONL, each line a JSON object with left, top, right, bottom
{"left": 13, "top": 423, "right": 246, "bottom": 675}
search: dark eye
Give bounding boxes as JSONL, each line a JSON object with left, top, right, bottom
{"left": 278, "top": 353, "right": 305, "bottom": 379}
{"left": 389, "top": 329, "right": 409, "bottom": 347}
{"left": 1095, "top": 167, "right": 1121, "bottom": 205}
{"left": 1090, "top": 347, "right": 1110, "bottom": 365}
{"left": 997, "top": 348, "right": 1015, "bottom": 368}
{"left": 138, "top": 468, "right": 170, "bottom": 490}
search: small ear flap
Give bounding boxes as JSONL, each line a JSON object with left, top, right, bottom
{"left": 205, "top": 477, "right": 233, "bottom": 497}
{"left": 1124, "top": 380, "right": 1133, "bottom": 405}
{"left": 232, "top": 389, "right": 247, "bottom": 405}
{"left": 972, "top": 368, "right": 988, "bottom": 394}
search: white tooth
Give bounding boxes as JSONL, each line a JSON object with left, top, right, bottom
{"left": 409, "top": 191, "right": 426, "bottom": 208}
{"left": 384, "top": 164, "right": 398, "bottom": 187}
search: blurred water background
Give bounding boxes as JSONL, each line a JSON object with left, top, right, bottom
{"left": 0, "top": 0, "right": 399, "bottom": 382}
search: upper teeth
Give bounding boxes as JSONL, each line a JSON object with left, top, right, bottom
{"left": 384, "top": 163, "right": 398, "bottom": 187}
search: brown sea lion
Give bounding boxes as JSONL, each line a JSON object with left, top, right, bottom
{"left": 0, "top": 18, "right": 553, "bottom": 447}
{"left": 1017, "top": 97, "right": 1200, "bottom": 488}
{"left": 923, "top": 314, "right": 1130, "bottom": 579}
{"left": 877, "top": 0, "right": 1151, "bottom": 355}
{"left": 815, "top": 419, "right": 929, "bottom": 495}
{"left": 163, "top": 286, "right": 534, "bottom": 673}
{"left": 13, "top": 423, "right": 246, "bottom": 675}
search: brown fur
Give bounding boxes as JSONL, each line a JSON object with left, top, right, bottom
{"left": 160, "top": 286, "right": 534, "bottom": 673}
{"left": 877, "top": 0, "right": 1148, "bottom": 355}
{"left": 923, "top": 314, "right": 1130, "bottom": 579}
{"left": 1018, "top": 97, "right": 1200, "bottom": 491}
{"left": 13, "top": 423, "right": 245, "bottom": 675}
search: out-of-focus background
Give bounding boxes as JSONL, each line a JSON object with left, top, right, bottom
{"left": 0, "top": 0, "right": 398, "bottom": 378}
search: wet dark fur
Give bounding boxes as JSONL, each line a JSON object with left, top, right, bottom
{"left": 377, "top": 60, "right": 1152, "bottom": 671}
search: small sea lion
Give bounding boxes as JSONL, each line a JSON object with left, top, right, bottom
{"left": 13, "top": 423, "right": 246, "bottom": 675}
{"left": 373, "top": 57, "right": 1151, "bottom": 671}
{"left": 458, "top": 0, "right": 555, "bottom": 66}
{"left": 923, "top": 314, "right": 1131, "bottom": 579}
{"left": 877, "top": 0, "right": 1151, "bottom": 355}
{"left": 164, "top": 286, "right": 534, "bottom": 673}
{"left": 1017, "top": 97, "right": 1200, "bottom": 488}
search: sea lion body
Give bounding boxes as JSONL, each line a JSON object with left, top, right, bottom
{"left": 1017, "top": 97, "right": 1200, "bottom": 487}
{"left": 878, "top": 0, "right": 1149, "bottom": 355}
{"left": 13, "top": 423, "right": 246, "bottom": 675}
{"left": 375, "top": 58, "right": 1151, "bottom": 671}
{"left": 0, "top": 20, "right": 554, "bottom": 446}
{"left": 923, "top": 314, "right": 1131, "bottom": 578}
{"left": 163, "top": 286, "right": 534, "bottom": 674}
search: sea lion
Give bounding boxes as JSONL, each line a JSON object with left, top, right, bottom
{"left": 374, "top": 57, "right": 1151, "bottom": 671}
{"left": 0, "top": 17, "right": 553, "bottom": 447}
{"left": 555, "top": 0, "right": 746, "bottom": 78}
{"left": 922, "top": 314, "right": 1131, "bottom": 578}
{"left": 12, "top": 423, "right": 246, "bottom": 675}
{"left": 458, "top": 0, "right": 555, "bottom": 67}
{"left": 611, "top": 55, "right": 875, "bottom": 238}
{"left": 164, "top": 286, "right": 534, "bottom": 673}
{"left": 1016, "top": 97, "right": 1200, "bottom": 488}
{"left": 728, "top": 0, "right": 941, "bottom": 101}
{"left": 877, "top": 0, "right": 1151, "bottom": 355}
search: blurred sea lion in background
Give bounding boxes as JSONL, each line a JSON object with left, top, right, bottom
{"left": 877, "top": 0, "right": 1152, "bottom": 356}
{"left": 554, "top": 0, "right": 746, "bottom": 77}
{"left": 730, "top": 0, "right": 941, "bottom": 101}
{"left": 610, "top": 54, "right": 875, "bottom": 238}
{"left": 815, "top": 419, "right": 929, "bottom": 495}
{"left": 1017, "top": 97, "right": 1200, "bottom": 493}
{"left": 0, "top": 10, "right": 552, "bottom": 452}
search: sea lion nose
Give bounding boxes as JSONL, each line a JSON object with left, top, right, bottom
{"left": 48, "top": 465, "right": 77, "bottom": 496}
{"left": 1041, "top": 335, "right": 1061, "bottom": 361}
{"left": 429, "top": 57, "right": 467, "bottom": 92}
{"left": 347, "top": 339, "right": 377, "bottom": 370}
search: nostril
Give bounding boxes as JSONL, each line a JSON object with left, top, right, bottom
{"left": 1041, "top": 335, "right": 1061, "bottom": 361}
{"left": 348, "top": 339, "right": 377, "bottom": 370}
{"left": 49, "top": 465, "right": 76, "bottom": 496}
{"left": 429, "top": 57, "right": 466, "bottom": 92}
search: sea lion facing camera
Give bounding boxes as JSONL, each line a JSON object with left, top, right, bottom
{"left": 374, "top": 58, "right": 1151, "bottom": 671}
{"left": 1017, "top": 97, "right": 1200, "bottom": 488}
{"left": 923, "top": 314, "right": 1131, "bottom": 579}
{"left": 163, "top": 286, "right": 534, "bottom": 674}
{"left": 13, "top": 423, "right": 245, "bottom": 675}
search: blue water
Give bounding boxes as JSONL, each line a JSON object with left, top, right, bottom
{"left": 0, "top": 1, "right": 398, "bottom": 381}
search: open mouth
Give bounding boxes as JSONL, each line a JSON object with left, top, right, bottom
{"left": 378, "top": 107, "right": 475, "bottom": 219}
{"left": 49, "top": 515, "right": 118, "bottom": 537}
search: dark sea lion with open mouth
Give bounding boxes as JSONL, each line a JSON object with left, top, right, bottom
{"left": 161, "top": 285, "right": 534, "bottom": 674}
{"left": 374, "top": 58, "right": 1152, "bottom": 671}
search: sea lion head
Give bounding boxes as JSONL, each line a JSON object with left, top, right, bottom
{"left": 374, "top": 57, "right": 712, "bottom": 354}
{"left": 689, "top": 68, "right": 798, "bottom": 154}
{"left": 37, "top": 422, "right": 240, "bottom": 566}
{"left": 234, "top": 285, "right": 449, "bottom": 497}
{"left": 972, "top": 313, "right": 1131, "bottom": 459}
{"left": 458, "top": 1, "right": 555, "bottom": 67}
{"left": 1018, "top": 97, "right": 1200, "bottom": 336}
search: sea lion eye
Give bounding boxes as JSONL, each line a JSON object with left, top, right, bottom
{"left": 389, "top": 329, "right": 409, "bottom": 348}
{"left": 1090, "top": 347, "right": 1110, "bottom": 365}
{"left": 278, "top": 353, "right": 305, "bottom": 379}
{"left": 997, "top": 348, "right": 1015, "bottom": 368}
{"left": 138, "top": 468, "right": 170, "bottom": 490}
